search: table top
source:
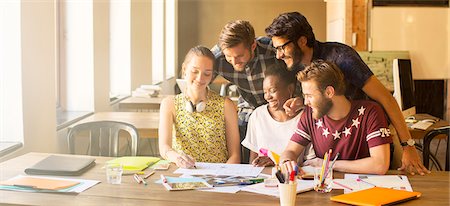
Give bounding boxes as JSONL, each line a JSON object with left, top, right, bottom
{"left": 119, "top": 95, "right": 170, "bottom": 111}
{"left": 408, "top": 114, "right": 450, "bottom": 140}
{"left": 70, "top": 112, "right": 159, "bottom": 138}
{"left": 0, "top": 153, "right": 448, "bottom": 206}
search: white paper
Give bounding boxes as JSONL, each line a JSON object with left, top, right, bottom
{"left": 240, "top": 179, "right": 314, "bottom": 197}
{"left": 342, "top": 174, "right": 413, "bottom": 194}
{"left": 174, "top": 162, "right": 264, "bottom": 177}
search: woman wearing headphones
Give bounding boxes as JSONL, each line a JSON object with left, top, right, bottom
{"left": 159, "top": 46, "right": 240, "bottom": 168}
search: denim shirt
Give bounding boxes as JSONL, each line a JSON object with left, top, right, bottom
{"left": 312, "top": 41, "right": 374, "bottom": 100}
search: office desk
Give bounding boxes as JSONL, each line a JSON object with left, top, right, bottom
{"left": 118, "top": 95, "right": 170, "bottom": 111}
{"left": 0, "top": 153, "right": 449, "bottom": 206}
{"left": 408, "top": 113, "right": 449, "bottom": 140}
{"left": 71, "top": 112, "right": 159, "bottom": 138}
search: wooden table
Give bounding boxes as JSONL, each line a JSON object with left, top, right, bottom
{"left": 118, "top": 95, "right": 170, "bottom": 111}
{"left": 0, "top": 153, "right": 448, "bottom": 206}
{"left": 408, "top": 114, "right": 449, "bottom": 140}
{"left": 70, "top": 112, "right": 159, "bottom": 138}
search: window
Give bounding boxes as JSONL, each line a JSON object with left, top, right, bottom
{"left": 0, "top": 0, "right": 24, "bottom": 155}
{"left": 110, "top": 0, "right": 131, "bottom": 98}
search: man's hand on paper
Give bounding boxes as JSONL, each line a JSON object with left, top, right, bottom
{"left": 398, "top": 146, "right": 430, "bottom": 175}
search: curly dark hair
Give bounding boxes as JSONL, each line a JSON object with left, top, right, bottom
{"left": 265, "top": 12, "right": 315, "bottom": 48}
{"left": 264, "top": 62, "right": 297, "bottom": 87}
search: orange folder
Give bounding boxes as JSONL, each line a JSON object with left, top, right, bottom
{"left": 330, "top": 187, "right": 421, "bottom": 206}
{"left": 1, "top": 176, "right": 80, "bottom": 190}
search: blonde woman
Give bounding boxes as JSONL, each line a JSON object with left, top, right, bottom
{"left": 159, "top": 46, "right": 240, "bottom": 168}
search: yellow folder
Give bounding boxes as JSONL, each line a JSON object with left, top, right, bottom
{"left": 330, "top": 187, "right": 421, "bottom": 206}
{"left": 106, "top": 156, "right": 160, "bottom": 172}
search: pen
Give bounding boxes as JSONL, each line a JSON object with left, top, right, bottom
{"left": 144, "top": 171, "right": 155, "bottom": 179}
{"left": 139, "top": 176, "right": 147, "bottom": 185}
{"left": 275, "top": 170, "right": 285, "bottom": 183}
{"left": 161, "top": 174, "right": 168, "bottom": 183}
{"left": 333, "top": 181, "right": 354, "bottom": 191}
{"left": 356, "top": 178, "right": 376, "bottom": 187}
{"left": 133, "top": 174, "right": 142, "bottom": 184}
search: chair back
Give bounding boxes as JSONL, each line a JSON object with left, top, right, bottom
{"left": 67, "top": 121, "right": 139, "bottom": 156}
{"left": 423, "top": 126, "right": 450, "bottom": 171}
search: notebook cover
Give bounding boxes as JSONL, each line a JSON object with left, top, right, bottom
{"left": 0, "top": 176, "right": 80, "bottom": 190}
{"left": 106, "top": 156, "right": 160, "bottom": 173}
{"left": 24, "top": 155, "right": 96, "bottom": 176}
{"left": 330, "top": 187, "right": 421, "bottom": 206}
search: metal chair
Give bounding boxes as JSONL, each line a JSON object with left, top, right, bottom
{"left": 67, "top": 121, "right": 139, "bottom": 156}
{"left": 422, "top": 126, "right": 450, "bottom": 171}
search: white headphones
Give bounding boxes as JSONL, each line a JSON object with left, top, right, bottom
{"left": 185, "top": 100, "right": 206, "bottom": 113}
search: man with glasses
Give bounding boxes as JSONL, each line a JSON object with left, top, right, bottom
{"left": 266, "top": 12, "right": 430, "bottom": 175}
{"left": 211, "top": 20, "right": 299, "bottom": 163}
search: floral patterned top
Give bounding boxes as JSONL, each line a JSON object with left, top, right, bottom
{"left": 172, "top": 90, "right": 228, "bottom": 163}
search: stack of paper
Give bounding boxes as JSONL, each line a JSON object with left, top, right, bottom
{"left": 0, "top": 175, "right": 99, "bottom": 193}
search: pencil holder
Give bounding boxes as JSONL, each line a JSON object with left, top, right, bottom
{"left": 278, "top": 181, "right": 297, "bottom": 206}
{"left": 314, "top": 167, "right": 333, "bottom": 193}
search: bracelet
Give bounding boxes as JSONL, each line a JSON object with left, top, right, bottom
{"left": 163, "top": 149, "right": 175, "bottom": 160}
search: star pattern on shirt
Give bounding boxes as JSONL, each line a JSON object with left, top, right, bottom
{"left": 358, "top": 106, "right": 366, "bottom": 116}
{"left": 315, "top": 119, "right": 323, "bottom": 129}
{"left": 342, "top": 127, "right": 351, "bottom": 137}
{"left": 351, "top": 117, "right": 360, "bottom": 128}
{"left": 332, "top": 130, "right": 341, "bottom": 140}
{"left": 322, "top": 128, "right": 330, "bottom": 138}
{"left": 314, "top": 104, "right": 369, "bottom": 142}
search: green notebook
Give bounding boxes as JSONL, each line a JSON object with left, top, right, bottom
{"left": 106, "top": 156, "right": 160, "bottom": 173}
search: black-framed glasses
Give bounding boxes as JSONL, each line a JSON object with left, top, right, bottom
{"left": 274, "top": 40, "right": 292, "bottom": 54}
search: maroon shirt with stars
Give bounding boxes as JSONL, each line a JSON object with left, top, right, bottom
{"left": 291, "top": 100, "right": 392, "bottom": 160}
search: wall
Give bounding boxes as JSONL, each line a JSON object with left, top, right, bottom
{"left": 178, "top": 0, "right": 327, "bottom": 76}
{"left": 131, "top": 0, "right": 152, "bottom": 91}
{"left": 1, "top": 0, "right": 59, "bottom": 162}
{"left": 371, "top": 7, "right": 449, "bottom": 80}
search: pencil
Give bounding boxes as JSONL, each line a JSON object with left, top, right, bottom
{"left": 144, "top": 171, "right": 155, "bottom": 179}
{"left": 133, "top": 174, "right": 142, "bottom": 184}
{"left": 333, "top": 181, "right": 353, "bottom": 191}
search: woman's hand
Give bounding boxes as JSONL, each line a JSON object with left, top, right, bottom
{"left": 251, "top": 156, "right": 275, "bottom": 167}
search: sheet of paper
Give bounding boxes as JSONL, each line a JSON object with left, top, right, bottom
{"left": 240, "top": 179, "right": 314, "bottom": 197}
{"left": 201, "top": 185, "right": 242, "bottom": 194}
{"left": 0, "top": 175, "right": 100, "bottom": 193}
{"left": 174, "top": 162, "right": 264, "bottom": 177}
{"left": 343, "top": 174, "right": 413, "bottom": 194}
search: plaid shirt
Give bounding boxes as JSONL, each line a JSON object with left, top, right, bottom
{"left": 212, "top": 37, "right": 285, "bottom": 109}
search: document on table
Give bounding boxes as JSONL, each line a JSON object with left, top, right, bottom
{"left": 173, "top": 162, "right": 264, "bottom": 177}
{"left": 333, "top": 174, "right": 413, "bottom": 194}
{"left": 0, "top": 175, "right": 100, "bottom": 193}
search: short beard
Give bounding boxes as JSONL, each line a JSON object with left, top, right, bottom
{"left": 312, "top": 96, "right": 333, "bottom": 120}
{"left": 287, "top": 43, "right": 304, "bottom": 71}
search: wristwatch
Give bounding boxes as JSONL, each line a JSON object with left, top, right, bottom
{"left": 400, "top": 138, "right": 416, "bottom": 147}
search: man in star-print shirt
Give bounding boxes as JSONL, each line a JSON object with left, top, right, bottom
{"left": 281, "top": 60, "right": 392, "bottom": 175}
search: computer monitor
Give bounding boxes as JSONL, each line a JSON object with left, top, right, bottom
{"left": 392, "top": 59, "right": 416, "bottom": 118}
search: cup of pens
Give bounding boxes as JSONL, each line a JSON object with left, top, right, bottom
{"left": 313, "top": 167, "right": 333, "bottom": 193}
{"left": 278, "top": 181, "right": 297, "bottom": 206}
